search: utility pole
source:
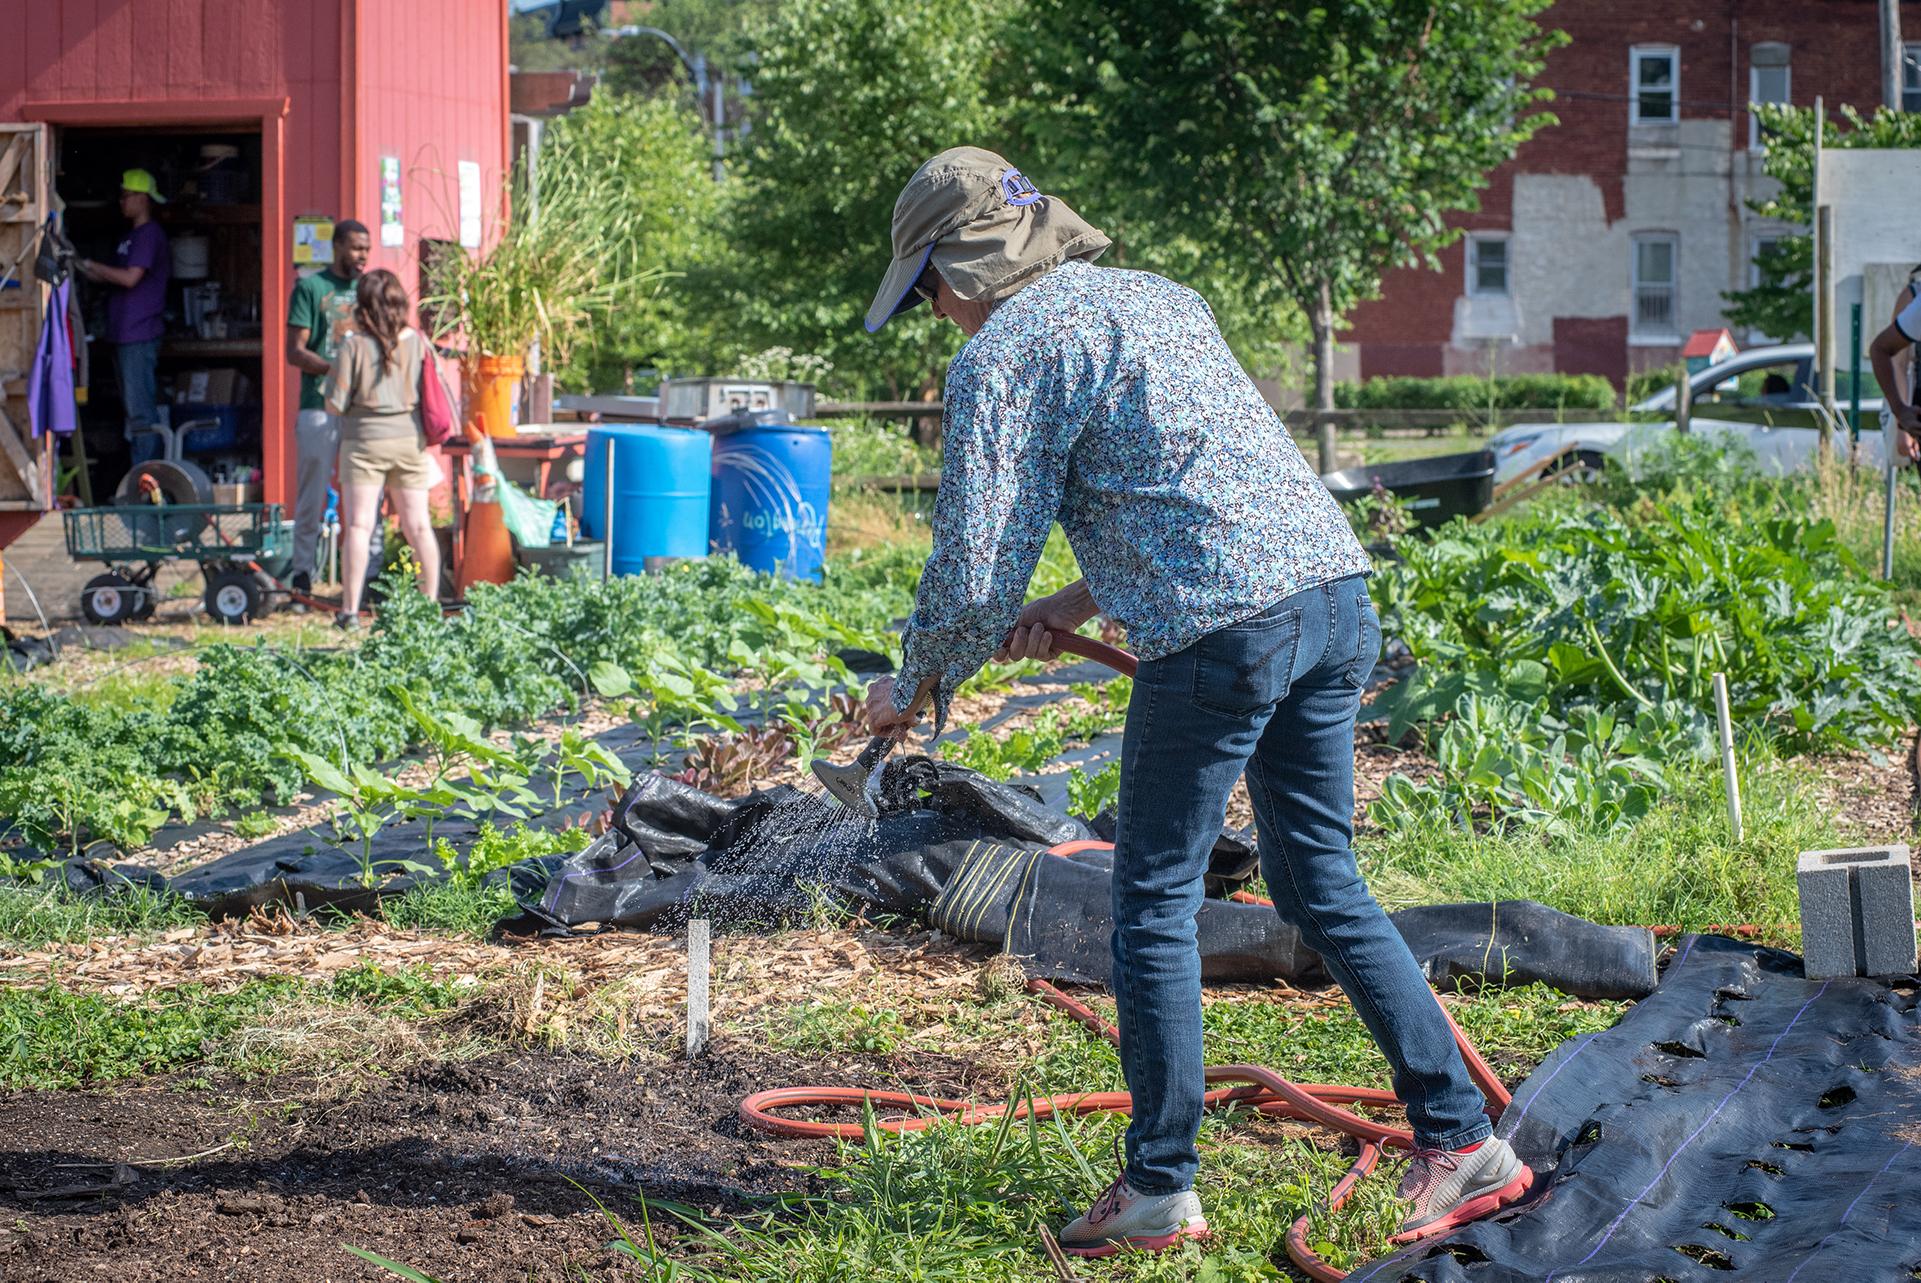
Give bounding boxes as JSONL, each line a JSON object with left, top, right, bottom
{"left": 1882, "top": 0, "right": 1905, "bottom": 113}
{"left": 1883, "top": 0, "right": 1904, "bottom": 581}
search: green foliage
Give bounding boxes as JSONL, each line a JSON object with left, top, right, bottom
{"left": 433, "top": 821, "right": 590, "bottom": 890}
{"left": 942, "top": 714, "right": 1069, "bottom": 782}
{"left": 779, "top": 1001, "right": 909, "bottom": 1055}
{"left": 1724, "top": 103, "right": 1921, "bottom": 342}
{"left": 1624, "top": 361, "right": 1688, "bottom": 409}
{"left": 330, "top": 963, "right": 465, "bottom": 1016}
{"left": 0, "top": 980, "right": 301, "bottom": 1089}
{"left": 0, "top": 882, "right": 204, "bottom": 950}
{"left": 539, "top": 90, "right": 727, "bottom": 392}
{"left": 1014, "top": 0, "right": 1563, "bottom": 403}
{"left": 1336, "top": 373, "right": 1616, "bottom": 413}
{"left": 1377, "top": 499, "right": 1921, "bottom": 754}
{"left": 1363, "top": 752, "right": 1833, "bottom": 933}
{"left": 0, "top": 549, "right": 936, "bottom": 856}
{"left": 378, "top": 880, "right": 517, "bottom": 938}
{"left": 1369, "top": 483, "right": 1921, "bottom": 830}
{"left": 710, "top": 0, "right": 1010, "bottom": 399}
{"left": 422, "top": 114, "right": 668, "bottom": 368}
{"left": 1342, "top": 482, "right": 1418, "bottom": 546}
{"left": 826, "top": 419, "right": 942, "bottom": 481}
{"left": 1065, "top": 761, "right": 1121, "bottom": 821}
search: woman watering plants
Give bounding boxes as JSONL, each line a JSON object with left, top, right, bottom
{"left": 322, "top": 268, "right": 442, "bottom": 628}
{"left": 860, "top": 147, "right": 1530, "bottom": 1257}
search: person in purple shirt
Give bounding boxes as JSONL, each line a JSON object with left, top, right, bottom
{"left": 78, "top": 168, "right": 170, "bottom": 439}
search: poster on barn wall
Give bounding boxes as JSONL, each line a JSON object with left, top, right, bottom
{"left": 458, "top": 161, "right": 482, "bottom": 249}
{"left": 380, "top": 157, "right": 404, "bottom": 248}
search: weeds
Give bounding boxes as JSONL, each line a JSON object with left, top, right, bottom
{"left": 0, "top": 881, "right": 204, "bottom": 950}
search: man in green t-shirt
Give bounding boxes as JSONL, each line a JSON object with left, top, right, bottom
{"left": 284, "top": 219, "right": 372, "bottom": 594}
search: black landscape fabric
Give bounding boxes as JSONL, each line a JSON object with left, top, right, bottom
{"left": 504, "top": 761, "right": 1657, "bottom": 999}
{"left": 1360, "top": 934, "right": 1921, "bottom": 1283}
{"left": 62, "top": 757, "right": 1656, "bottom": 1000}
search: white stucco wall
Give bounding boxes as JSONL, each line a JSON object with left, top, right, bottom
{"left": 1447, "top": 118, "right": 1801, "bottom": 368}
{"left": 1818, "top": 149, "right": 1921, "bottom": 372}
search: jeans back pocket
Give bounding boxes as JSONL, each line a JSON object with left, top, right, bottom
{"left": 1191, "top": 607, "right": 1303, "bottom": 715}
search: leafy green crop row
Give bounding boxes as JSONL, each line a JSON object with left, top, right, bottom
{"left": 1368, "top": 458, "right": 1921, "bottom": 830}
{"left": 0, "top": 547, "right": 925, "bottom": 857}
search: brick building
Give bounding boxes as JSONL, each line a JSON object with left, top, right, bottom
{"left": 1341, "top": 0, "right": 1901, "bottom": 388}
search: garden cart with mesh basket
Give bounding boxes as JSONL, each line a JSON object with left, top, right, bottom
{"left": 61, "top": 500, "right": 287, "bottom": 625}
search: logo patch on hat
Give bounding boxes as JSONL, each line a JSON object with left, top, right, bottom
{"left": 1000, "top": 169, "right": 1041, "bottom": 207}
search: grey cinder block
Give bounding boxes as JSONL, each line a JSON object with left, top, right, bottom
{"left": 1796, "top": 846, "right": 1916, "bottom": 980}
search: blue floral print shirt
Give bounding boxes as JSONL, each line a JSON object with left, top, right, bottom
{"left": 894, "top": 259, "right": 1371, "bottom": 719}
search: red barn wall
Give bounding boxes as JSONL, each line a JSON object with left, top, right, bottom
{"left": 1, "top": 0, "right": 507, "bottom": 506}
{"left": 350, "top": 0, "right": 511, "bottom": 300}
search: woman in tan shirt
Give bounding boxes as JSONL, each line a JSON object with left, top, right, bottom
{"left": 322, "top": 269, "right": 440, "bottom": 625}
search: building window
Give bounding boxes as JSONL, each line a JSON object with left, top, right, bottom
{"left": 1748, "top": 234, "right": 1781, "bottom": 288}
{"left": 1633, "top": 234, "right": 1678, "bottom": 336}
{"left": 1631, "top": 46, "right": 1679, "bottom": 124}
{"left": 1467, "top": 236, "right": 1509, "bottom": 296}
{"left": 1749, "top": 43, "right": 1790, "bottom": 148}
{"left": 1748, "top": 234, "right": 1782, "bottom": 343}
{"left": 1905, "top": 43, "right": 1921, "bottom": 112}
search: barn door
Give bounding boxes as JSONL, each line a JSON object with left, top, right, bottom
{"left": 0, "top": 123, "right": 50, "bottom": 512}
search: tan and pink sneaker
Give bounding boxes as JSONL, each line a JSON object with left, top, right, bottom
{"left": 1390, "top": 1135, "right": 1534, "bottom": 1244}
{"left": 1058, "top": 1173, "right": 1210, "bottom": 1258}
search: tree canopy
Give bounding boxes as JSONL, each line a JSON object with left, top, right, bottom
{"left": 1010, "top": 0, "right": 1560, "bottom": 434}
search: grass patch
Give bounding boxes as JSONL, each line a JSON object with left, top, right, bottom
{"left": 0, "top": 881, "right": 206, "bottom": 950}
{"left": 0, "top": 979, "right": 304, "bottom": 1089}
{"left": 377, "top": 879, "right": 517, "bottom": 938}
{"left": 0, "top": 965, "right": 483, "bottom": 1091}
{"left": 774, "top": 1001, "right": 910, "bottom": 1056}
{"left": 1360, "top": 755, "right": 1832, "bottom": 935}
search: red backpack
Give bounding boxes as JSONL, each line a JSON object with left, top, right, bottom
{"left": 419, "top": 341, "right": 457, "bottom": 445}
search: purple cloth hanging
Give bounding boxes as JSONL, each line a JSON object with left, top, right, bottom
{"left": 28, "top": 275, "right": 77, "bottom": 437}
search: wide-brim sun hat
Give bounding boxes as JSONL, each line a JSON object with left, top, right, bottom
{"left": 864, "top": 146, "right": 1110, "bottom": 332}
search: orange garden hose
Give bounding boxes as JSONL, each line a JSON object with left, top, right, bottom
{"left": 738, "top": 632, "right": 1518, "bottom": 1281}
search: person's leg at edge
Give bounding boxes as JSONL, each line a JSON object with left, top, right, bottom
{"left": 290, "top": 410, "right": 339, "bottom": 589}
{"left": 1244, "top": 576, "right": 1529, "bottom": 1240}
{"left": 389, "top": 484, "right": 440, "bottom": 601}
{"left": 337, "top": 480, "right": 385, "bottom": 618}
{"left": 1060, "top": 604, "right": 1294, "bottom": 1256}
{"left": 117, "top": 340, "right": 159, "bottom": 437}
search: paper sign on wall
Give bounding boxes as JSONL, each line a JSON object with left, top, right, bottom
{"left": 293, "top": 216, "right": 334, "bottom": 265}
{"left": 458, "top": 160, "right": 482, "bottom": 249}
{"left": 379, "top": 156, "right": 404, "bottom": 247}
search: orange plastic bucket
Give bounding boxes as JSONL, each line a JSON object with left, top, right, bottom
{"left": 466, "top": 354, "right": 524, "bottom": 439}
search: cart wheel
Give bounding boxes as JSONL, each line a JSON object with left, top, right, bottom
{"left": 81, "top": 573, "right": 139, "bottom": 625}
{"left": 130, "top": 588, "right": 157, "bottom": 621}
{"left": 205, "top": 567, "right": 267, "bottom": 624}
{"left": 249, "top": 569, "right": 281, "bottom": 618}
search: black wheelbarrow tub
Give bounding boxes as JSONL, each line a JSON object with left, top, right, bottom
{"left": 1319, "top": 449, "right": 1496, "bottom": 527}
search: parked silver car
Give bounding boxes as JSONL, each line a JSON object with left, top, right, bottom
{"left": 1486, "top": 343, "right": 1894, "bottom": 483}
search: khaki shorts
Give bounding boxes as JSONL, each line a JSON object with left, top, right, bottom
{"left": 339, "top": 431, "right": 433, "bottom": 490}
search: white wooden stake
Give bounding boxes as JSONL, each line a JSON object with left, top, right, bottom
{"left": 686, "top": 918, "right": 711, "bottom": 1059}
{"left": 1712, "top": 672, "right": 1743, "bottom": 842}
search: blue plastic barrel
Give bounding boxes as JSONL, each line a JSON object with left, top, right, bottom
{"left": 709, "top": 426, "right": 832, "bottom": 580}
{"left": 581, "top": 424, "right": 712, "bottom": 574}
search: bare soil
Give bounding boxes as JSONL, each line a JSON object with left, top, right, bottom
{"left": 0, "top": 1043, "right": 994, "bottom": 1283}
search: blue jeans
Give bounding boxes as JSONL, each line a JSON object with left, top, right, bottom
{"left": 1111, "top": 573, "right": 1491, "bottom": 1194}
{"left": 116, "top": 339, "right": 160, "bottom": 433}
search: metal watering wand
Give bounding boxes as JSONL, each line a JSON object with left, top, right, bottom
{"left": 811, "top": 633, "right": 1139, "bottom": 816}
